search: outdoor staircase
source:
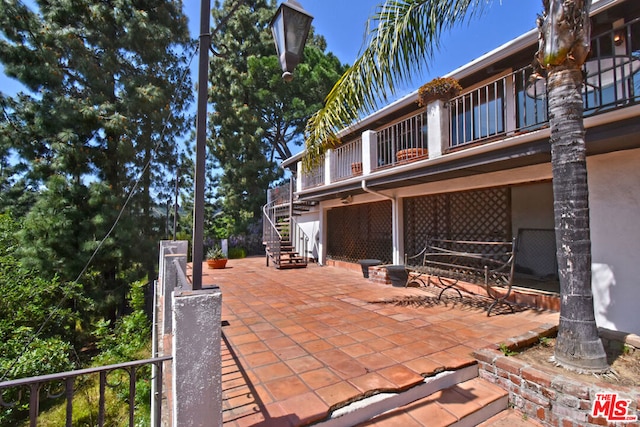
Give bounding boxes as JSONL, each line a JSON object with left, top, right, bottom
{"left": 263, "top": 180, "right": 315, "bottom": 270}
{"left": 268, "top": 217, "right": 308, "bottom": 269}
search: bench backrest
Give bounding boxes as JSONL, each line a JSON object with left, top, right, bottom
{"left": 406, "top": 238, "right": 516, "bottom": 287}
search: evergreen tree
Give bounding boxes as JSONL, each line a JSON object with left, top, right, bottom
{"left": 0, "top": 0, "right": 193, "bottom": 317}
{"left": 208, "top": 0, "right": 346, "bottom": 236}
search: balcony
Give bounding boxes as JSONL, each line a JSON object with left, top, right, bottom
{"left": 297, "top": 17, "right": 640, "bottom": 193}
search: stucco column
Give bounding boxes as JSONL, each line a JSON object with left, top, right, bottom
{"left": 362, "top": 130, "right": 377, "bottom": 174}
{"left": 324, "top": 149, "right": 333, "bottom": 185}
{"left": 426, "top": 100, "right": 448, "bottom": 159}
{"left": 172, "top": 288, "right": 223, "bottom": 427}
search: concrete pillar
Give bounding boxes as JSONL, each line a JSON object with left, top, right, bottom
{"left": 324, "top": 149, "right": 333, "bottom": 185}
{"left": 172, "top": 288, "right": 223, "bottom": 427}
{"left": 296, "top": 162, "right": 303, "bottom": 192}
{"left": 426, "top": 100, "right": 448, "bottom": 159}
{"left": 162, "top": 254, "right": 187, "bottom": 334}
{"left": 362, "top": 130, "right": 377, "bottom": 175}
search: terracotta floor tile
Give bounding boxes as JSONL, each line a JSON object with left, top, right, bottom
{"left": 356, "top": 352, "right": 397, "bottom": 371}
{"left": 299, "top": 367, "right": 342, "bottom": 389}
{"left": 404, "top": 357, "right": 445, "bottom": 376}
{"left": 427, "top": 350, "right": 475, "bottom": 369}
{"left": 229, "top": 332, "right": 260, "bottom": 346}
{"left": 325, "top": 334, "right": 358, "bottom": 347}
{"left": 243, "top": 350, "right": 280, "bottom": 368}
{"left": 454, "top": 377, "right": 507, "bottom": 407}
{"left": 381, "top": 346, "right": 421, "bottom": 364}
{"left": 300, "top": 338, "right": 334, "bottom": 353}
{"left": 288, "top": 330, "right": 320, "bottom": 344}
{"left": 264, "top": 376, "right": 311, "bottom": 401}
{"left": 252, "top": 362, "right": 294, "bottom": 383}
{"left": 340, "top": 342, "right": 375, "bottom": 358}
{"left": 279, "top": 392, "right": 329, "bottom": 426}
{"left": 359, "top": 408, "right": 424, "bottom": 426}
{"left": 385, "top": 331, "right": 419, "bottom": 346}
{"left": 377, "top": 365, "right": 424, "bottom": 390}
{"left": 349, "top": 372, "right": 395, "bottom": 393}
{"left": 273, "top": 344, "right": 308, "bottom": 361}
{"left": 434, "top": 386, "right": 483, "bottom": 419}
{"left": 264, "top": 335, "right": 297, "bottom": 350}
{"left": 366, "top": 337, "right": 396, "bottom": 352}
{"left": 328, "top": 359, "right": 367, "bottom": 379}
{"left": 284, "top": 355, "right": 323, "bottom": 374}
{"left": 280, "top": 324, "right": 307, "bottom": 335}
{"left": 349, "top": 329, "right": 378, "bottom": 342}
{"left": 403, "top": 398, "right": 458, "bottom": 425}
{"left": 206, "top": 258, "right": 559, "bottom": 427}
{"left": 315, "top": 381, "right": 361, "bottom": 408}
{"left": 234, "top": 340, "right": 269, "bottom": 356}
{"left": 314, "top": 348, "right": 351, "bottom": 365}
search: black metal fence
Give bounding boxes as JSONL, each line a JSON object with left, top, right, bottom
{"left": 0, "top": 356, "right": 171, "bottom": 427}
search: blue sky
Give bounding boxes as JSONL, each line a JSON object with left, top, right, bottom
{"left": 1, "top": 0, "right": 543, "bottom": 98}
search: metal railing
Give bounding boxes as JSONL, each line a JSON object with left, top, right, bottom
{"left": 300, "top": 160, "right": 325, "bottom": 189}
{"left": 0, "top": 356, "right": 171, "bottom": 427}
{"left": 375, "top": 111, "right": 428, "bottom": 170}
{"left": 295, "top": 19, "right": 639, "bottom": 186}
{"left": 450, "top": 17, "right": 640, "bottom": 149}
{"left": 331, "top": 137, "right": 363, "bottom": 182}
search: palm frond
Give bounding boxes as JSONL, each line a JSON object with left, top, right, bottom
{"left": 303, "top": 0, "right": 487, "bottom": 170}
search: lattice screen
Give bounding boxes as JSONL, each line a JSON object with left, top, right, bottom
{"left": 404, "top": 187, "right": 511, "bottom": 257}
{"left": 327, "top": 200, "right": 392, "bottom": 263}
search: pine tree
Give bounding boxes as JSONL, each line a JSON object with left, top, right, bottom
{"left": 208, "top": 0, "right": 346, "bottom": 236}
{"left": 0, "top": 0, "right": 193, "bottom": 317}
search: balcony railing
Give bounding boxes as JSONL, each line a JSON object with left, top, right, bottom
{"left": 331, "top": 137, "right": 362, "bottom": 182}
{"left": 375, "top": 111, "right": 428, "bottom": 170}
{"left": 0, "top": 356, "right": 171, "bottom": 427}
{"left": 301, "top": 160, "right": 325, "bottom": 190}
{"left": 450, "top": 17, "right": 639, "bottom": 149}
{"left": 297, "top": 18, "right": 639, "bottom": 189}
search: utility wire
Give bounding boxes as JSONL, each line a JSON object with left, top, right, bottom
{"left": 0, "top": 42, "right": 199, "bottom": 383}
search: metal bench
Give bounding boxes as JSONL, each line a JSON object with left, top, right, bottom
{"left": 405, "top": 238, "right": 517, "bottom": 316}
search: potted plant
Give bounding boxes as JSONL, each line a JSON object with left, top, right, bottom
{"left": 417, "top": 77, "right": 462, "bottom": 107}
{"left": 206, "top": 246, "right": 227, "bottom": 269}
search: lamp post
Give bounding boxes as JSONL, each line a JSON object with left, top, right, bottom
{"left": 191, "top": 0, "right": 312, "bottom": 290}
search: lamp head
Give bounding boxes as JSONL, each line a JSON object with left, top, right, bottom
{"left": 270, "top": 0, "right": 313, "bottom": 81}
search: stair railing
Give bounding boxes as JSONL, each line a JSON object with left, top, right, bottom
{"left": 262, "top": 200, "right": 282, "bottom": 266}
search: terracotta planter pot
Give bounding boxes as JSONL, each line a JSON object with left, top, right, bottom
{"left": 396, "top": 148, "right": 428, "bottom": 162}
{"left": 207, "top": 259, "right": 228, "bottom": 269}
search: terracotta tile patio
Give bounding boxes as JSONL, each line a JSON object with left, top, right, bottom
{"left": 202, "top": 257, "right": 558, "bottom": 426}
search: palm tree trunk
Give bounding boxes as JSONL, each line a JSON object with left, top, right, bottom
{"left": 547, "top": 66, "right": 608, "bottom": 373}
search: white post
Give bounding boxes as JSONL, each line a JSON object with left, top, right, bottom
{"left": 362, "top": 130, "right": 377, "bottom": 175}
{"left": 324, "top": 149, "right": 333, "bottom": 185}
{"left": 172, "top": 288, "right": 223, "bottom": 427}
{"left": 426, "top": 100, "right": 448, "bottom": 159}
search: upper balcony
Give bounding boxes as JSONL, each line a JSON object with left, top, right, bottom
{"left": 296, "top": 15, "right": 640, "bottom": 194}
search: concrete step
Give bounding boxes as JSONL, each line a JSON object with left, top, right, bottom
{"left": 478, "top": 408, "right": 546, "bottom": 427}
{"left": 356, "top": 376, "right": 508, "bottom": 427}
{"left": 315, "top": 365, "right": 499, "bottom": 426}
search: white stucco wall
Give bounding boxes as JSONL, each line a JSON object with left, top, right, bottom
{"left": 296, "top": 210, "right": 321, "bottom": 261}
{"left": 588, "top": 148, "right": 640, "bottom": 335}
{"left": 511, "top": 182, "right": 555, "bottom": 235}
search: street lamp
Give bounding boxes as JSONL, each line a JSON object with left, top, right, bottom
{"left": 191, "top": 0, "right": 313, "bottom": 290}
{"left": 270, "top": 0, "right": 313, "bottom": 82}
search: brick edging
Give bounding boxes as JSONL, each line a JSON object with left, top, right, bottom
{"left": 473, "top": 325, "right": 640, "bottom": 427}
